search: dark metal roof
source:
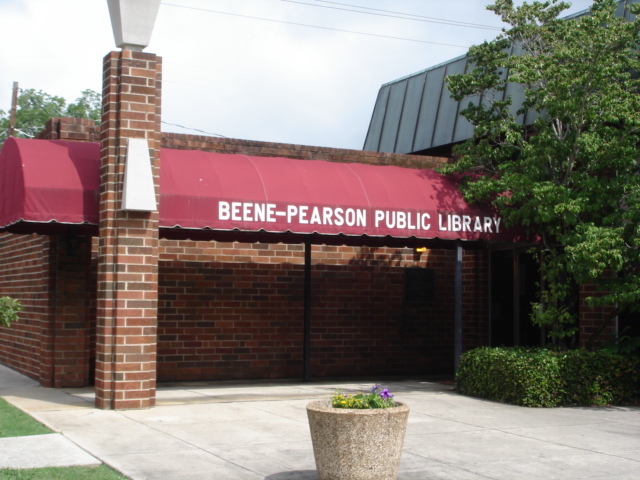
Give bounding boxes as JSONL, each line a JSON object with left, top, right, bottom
{"left": 363, "top": 0, "right": 639, "bottom": 155}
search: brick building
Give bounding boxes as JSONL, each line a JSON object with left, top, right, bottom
{"left": 0, "top": 107, "right": 507, "bottom": 409}
{"left": 0, "top": 2, "right": 614, "bottom": 410}
{"left": 0, "top": 70, "right": 610, "bottom": 411}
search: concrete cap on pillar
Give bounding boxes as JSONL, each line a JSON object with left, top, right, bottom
{"left": 107, "top": 0, "right": 161, "bottom": 51}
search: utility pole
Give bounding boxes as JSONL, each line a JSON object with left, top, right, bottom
{"left": 8, "top": 82, "right": 19, "bottom": 137}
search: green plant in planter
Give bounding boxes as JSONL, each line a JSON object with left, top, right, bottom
{"left": 309, "top": 385, "right": 409, "bottom": 479}
{"left": 331, "top": 384, "right": 396, "bottom": 409}
{"left": 0, "top": 296, "right": 22, "bottom": 327}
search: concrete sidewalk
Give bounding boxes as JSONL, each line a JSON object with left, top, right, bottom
{"left": 0, "top": 365, "right": 101, "bottom": 470}
{"left": 1, "top": 364, "right": 639, "bottom": 479}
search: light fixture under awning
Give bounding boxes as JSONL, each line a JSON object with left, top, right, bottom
{"left": 0, "top": 138, "right": 522, "bottom": 242}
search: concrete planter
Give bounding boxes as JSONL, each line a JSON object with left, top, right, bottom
{"left": 306, "top": 400, "right": 410, "bottom": 480}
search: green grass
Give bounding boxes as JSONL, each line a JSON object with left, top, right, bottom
{"left": 0, "top": 398, "right": 51, "bottom": 438}
{"left": 0, "top": 398, "right": 128, "bottom": 479}
{"left": 0, "top": 466, "right": 127, "bottom": 479}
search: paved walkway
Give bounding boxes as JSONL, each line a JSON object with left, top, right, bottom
{"left": 1, "top": 364, "right": 639, "bottom": 479}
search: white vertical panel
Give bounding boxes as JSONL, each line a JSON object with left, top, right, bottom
{"left": 122, "top": 138, "right": 157, "bottom": 212}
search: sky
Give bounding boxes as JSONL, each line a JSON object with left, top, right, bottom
{"left": 0, "top": 0, "right": 595, "bottom": 150}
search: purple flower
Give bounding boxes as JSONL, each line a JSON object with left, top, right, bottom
{"left": 371, "top": 384, "right": 381, "bottom": 394}
{"left": 379, "top": 388, "right": 394, "bottom": 400}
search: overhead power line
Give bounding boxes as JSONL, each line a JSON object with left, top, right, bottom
{"left": 161, "top": 120, "right": 227, "bottom": 138}
{"left": 20, "top": 88, "right": 67, "bottom": 118}
{"left": 161, "top": 2, "right": 470, "bottom": 48}
{"left": 282, "top": 0, "right": 502, "bottom": 31}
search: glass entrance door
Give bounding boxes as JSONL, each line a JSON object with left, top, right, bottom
{"left": 490, "top": 249, "right": 543, "bottom": 347}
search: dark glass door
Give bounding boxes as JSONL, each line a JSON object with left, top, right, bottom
{"left": 490, "top": 249, "right": 543, "bottom": 347}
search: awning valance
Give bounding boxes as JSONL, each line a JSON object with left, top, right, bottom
{"left": 0, "top": 138, "right": 520, "bottom": 242}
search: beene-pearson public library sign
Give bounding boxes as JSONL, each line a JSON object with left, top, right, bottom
{"left": 1, "top": 139, "right": 518, "bottom": 243}
{"left": 159, "top": 149, "right": 513, "bottom": 241}
{"left": 218, "top": 200, "right": 503, "bottom": 237}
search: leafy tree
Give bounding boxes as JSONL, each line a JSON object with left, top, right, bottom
{"left": 66, "top": 89, "right": 102, "bottom": 122}
{"left": 0, "top": 88, "right": 100, "bottom": 147}
{"left": 442, "top": 0, "right": 640, "bottom": 346}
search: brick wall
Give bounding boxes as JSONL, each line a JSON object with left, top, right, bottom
{"left": 36, "top": 117, "right": 99, "bottom": 142}
{"left": 36, "top": 117, "right": 446, "bottom": 170}
{"left": 310, "top": 246, "right": 456, "bottom": 376}
{"left": 161, "top": 132, "right": 446, "bottom": 169}
{"left": 46, "top": 233, "right": 95, "bottom": 387}
{"left": 461, "top": 249, "right": 489, "bottom": 350}
{"left": 0, "top": 232, "right": 95, "bottom": 387}
{"left": 578, "top": 283, "right": 615, "bottom": 349}
{"left": 156, "top": 241, "right": 458, "bottom": 381}
{"left": 0, "top": 229, "right": 486, "bottom": 385}
{"left": 0, "top": 233, "right": 52, "bottom": 381}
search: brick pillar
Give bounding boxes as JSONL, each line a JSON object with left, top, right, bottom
{"left": 95, "top": 50, "right": 162, "bottom": 409}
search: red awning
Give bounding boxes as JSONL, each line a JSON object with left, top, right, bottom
{"left": 0, "top": 138, "right": 100, "bottom": 227}
{"left": 0, "top": 138, "right": 520, "bottom": 242}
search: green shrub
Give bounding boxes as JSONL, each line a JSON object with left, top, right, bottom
{"left": 456, "top": 347, "right": 640, "bottom": 407}
{"left": 0, "top": 296, "right": 22, "bottom": 328}
{"left": 559, "top": 349, "right": 640, "bottom": 406}
{"left": 456, "top": 347, "right": 563, "bottom": 407}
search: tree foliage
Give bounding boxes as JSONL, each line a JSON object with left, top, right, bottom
{"left": 0, "top": 296, "right": 22, "bottom": 328}
{"left": 65, "top": 89, "right": 101, "bottom": 121}
{"left": 441, "top": 0, "right": 640, "bottom": 344}
{"left": 0, "top": 88, "right": 100, "bottom": 147}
